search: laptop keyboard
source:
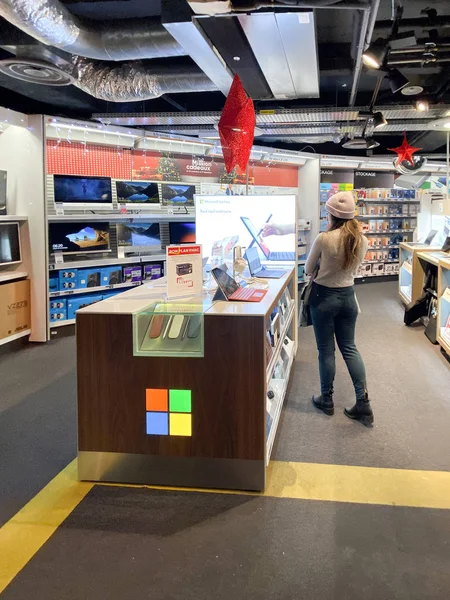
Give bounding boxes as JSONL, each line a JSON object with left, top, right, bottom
{"left": 232, "top": 287, "right": 256, "bottom": 300}
{"left": 270, "top": 251, "right": 296, "bottom": 261}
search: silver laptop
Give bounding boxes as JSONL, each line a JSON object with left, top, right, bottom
{"left": 245, "top": 247, "right": 286, "bottom": 279}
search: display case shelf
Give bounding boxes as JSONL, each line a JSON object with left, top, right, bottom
{"left": 48, "top": 214, "right": 195, "bottom": 223}
{"left": 0, "top": 271, "right": 28, "bottom": 283}
{"left": 357, "top": 199, "right": 420, "bottom": 204}
{"left": 49, "top": 256, "right": 144, "bottom": 271}
{"left": 50, "top": 318, "right": 76, "bottom": 329}
{"left": 266, "top": 300, "right": 295, "bottom": 386}
{"left": 0, "top": 329, "right": 31, "bottom": 346}
{"left": 357, "top": 215, "right": 417, "bottom": 219}
{"left": 364, "top": 229, "right": 415, "bottom": 234}
{"left": 49, "top": 281, "right": 140, "bottom": 298}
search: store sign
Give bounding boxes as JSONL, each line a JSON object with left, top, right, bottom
{"left": 166, "top": 244, "right": 203, "bottom": 299}
{"left": 320, "top": 169, "right": 354, "bottom": 184}
{"left": 146, "top": 388, "right": 192, "bottom": 436}
{"left": 354, "top": 171, "right": 395, "bottom": 188}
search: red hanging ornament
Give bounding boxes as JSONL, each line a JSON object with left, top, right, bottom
{"left": 218, "top": 74, "right": 256, "bottom": 174}
{"left": 388, "top": 133, "right": 422, "bottom": 166}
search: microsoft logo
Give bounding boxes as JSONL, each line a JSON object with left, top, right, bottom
{"left": 146, "top": 389, "right": 192, "bottom": 436}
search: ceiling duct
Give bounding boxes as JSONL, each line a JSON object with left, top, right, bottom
{"left": 0, "top": 0, "right": 187, "bottom": 61}
{"left": 0, "top": 57, "right": 74, "bottom": 86}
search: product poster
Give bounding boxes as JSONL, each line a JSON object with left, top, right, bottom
{"left": 166, "top": 245, "right": 203, "bottom": 299}
{"left": 196, "top": 195, "right": 296, "bottom": 266}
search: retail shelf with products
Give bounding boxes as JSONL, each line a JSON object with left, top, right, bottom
{"left": 49, "top": 281, "right": 141, "bottom": 298}
{"left": 357, "top": 215, "right": 418, "bottom": 220}
{"left": 48, "top": 214, "right": 195, "bottom": 223}
{"left": 266, "top": 300, "right": 295, "bottom": 386}
{"left": 357, "top": 199, "right": 420, "bottom": 204}
{"left": 364, "top": 229, "right": 415, "bottom": 234}
{"left": 0, "top": 271, "right": 28, "bottom": 283}
{"left": 76, "top": 268, "right": 297, "bottom": 492}
{"left": 399, "top": 243, "right": 443, "bottom": 305}
{"left": 49, "top": 256, "right": 151, "bottom": 271}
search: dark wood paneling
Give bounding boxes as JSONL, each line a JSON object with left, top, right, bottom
{"left": 77, "top": 311, "right": 265, "bottom": 461}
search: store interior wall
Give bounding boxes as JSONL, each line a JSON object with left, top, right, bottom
{"left": 298, "top": 158, "right": 320, "bottom": 241}
{"left": 0, "top": 113, "right": 47, "bottom": 342}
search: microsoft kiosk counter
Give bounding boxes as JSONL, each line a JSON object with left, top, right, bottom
{"left": 76, "top": 268, "right": 297, "bottom": 492}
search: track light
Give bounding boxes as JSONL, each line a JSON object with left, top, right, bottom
{"left": 416, "top": 99, "right": 429, "bottom": 112}
{"left": 373, "top": 111, "right": 388, "bottom": 129}
{"left": 362, "top": 38, "right": 388, "bottom": 69}
{"left": 365, "top": 137, "right": 380, "bottom": 150}
{"left": 388, "top": 68, "right": 409, "bottom": 94}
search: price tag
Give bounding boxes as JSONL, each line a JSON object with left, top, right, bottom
{"left": 55, "top": 252, "right": 64, "bottom": 265}
{"left": 55, "top": 203, "right": 64, "bottom": 216}
{"left": 120, "top": 206, "right": 128, "bottom": 214}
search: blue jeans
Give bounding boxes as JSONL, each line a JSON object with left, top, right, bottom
{"left": 310, "top": 282, "right": 367, "bottom": 400}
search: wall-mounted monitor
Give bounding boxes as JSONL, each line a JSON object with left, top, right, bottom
{"left": 49, "top": 222, "right": 111, "bottom": 255}
{"left": 0, "top": 222, "right": 21, "bottom": 266}
{"left": 161, "top": 183, "right": 195, "bottom": 206}
{"left": 169, "top": 222, "right": 196, "bottom": 244}
{"left": 53, "top": 175, "right": 113, "bottom": 209}
{"left": 0, "top": 171, "right": 6, "bottom": 215}
{"left": 116, "top": 181, "right": 159, "bottom": 204}
{"left": 117, "top": 223, "right": 161, "bottom": 248}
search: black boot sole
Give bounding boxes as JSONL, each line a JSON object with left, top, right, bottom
{"left": 312, "top": 397, "right": 334, "bottom": 416}
{"left": 344, "top": 409, "right": 374, "bottom": 427}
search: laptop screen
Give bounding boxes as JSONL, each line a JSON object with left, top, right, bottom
{"left": 245, "top": 246, "right": 261, "bottom": 275}
{"left": 424, "top": 229, "right": 438, "bottom": 245}
{"left": 211, "top": 267, "right": 239, "bottom": 299}
{"left": 241, "top": 217, "right": 271, "bottom": 258}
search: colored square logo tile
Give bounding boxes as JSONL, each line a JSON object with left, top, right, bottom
{"left": 146, "top": 388, "right": 168, "bottom": 412}
{"left": 146, "top": 412, "right": 169, "bottom": 435}
{"left": 169, "top": 389, "right": 191, "bottom": 413}
{"left": 169, "top": 413, "right": 192, "bottom": 437}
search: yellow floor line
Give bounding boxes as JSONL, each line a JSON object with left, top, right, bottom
{"left": 2, "top": 459, "right": 450, "bottom": 594}
{"left": 0, "top": 459, "right": 93, "bottom": 595}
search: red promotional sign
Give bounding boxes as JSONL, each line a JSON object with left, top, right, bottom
{"left": 168, "top": 245, "right": 201, "bottom": 256}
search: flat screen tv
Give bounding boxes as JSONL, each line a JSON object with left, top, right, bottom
{"left": 49, "top": 222, "right": 111, "bottom": 255}
{"left": 169, "top": 222, "right": 196, "bottom": 244}
{"left": 0, "top": 222, "right": 21, "bottom": 266}
{"left": 161, "top": 183, "right": 195, "bottom": 206}
{"left": 53, "top": 175, "right": 112, "bottom": 208}
{"left": 0, "top": 170, "right": 6, "bottom": 215}
{"left": 117, "top": 223, "right": 161, "bottom": 248}
{"left": 116, "top": 181, "right": 159, "bottom": 204}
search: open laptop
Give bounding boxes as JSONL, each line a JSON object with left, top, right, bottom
{"left": 245, "top": 246, "right": 286, "bottom": 279}
{"left": 241, "top": 217, "right": 296, "bottom": 262}
{"left": 409, "top": 229, "right": 438, "bottom": 246}
{"left": 211, "top": 267, "right": 268, "bottom": 303}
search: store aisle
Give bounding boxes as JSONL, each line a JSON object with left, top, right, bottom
{"left": 273, "top": 281, "right": 450, "bottom": 471}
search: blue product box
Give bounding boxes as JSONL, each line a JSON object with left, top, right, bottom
{"left": 100, "top": 266, "right": 123, "bottom": 286}
{"left": 143, "top": 263, "right": 163, "bottom": 281}
{"left": 123, "top": 265, "right": 142, "bottom": 284}
{"left": 67, "top": 294, "right": 103, "bottom": 320}
{"left": 59, "top": 269, "right": 78, "bottom": 291}
{"left": 50, "top": 309, "right": 67, "bottom": 322}
{"left": 298, "top": 265, "right": 305, "bottom": 280}
{"left": 77, "top": 268, "right": 102, "bottom": 289}
{"left": 49, "top": 298, "right": 67, "bottom": 312}
{"left": 49, "top": 274, "right": 59, "bottom": 292}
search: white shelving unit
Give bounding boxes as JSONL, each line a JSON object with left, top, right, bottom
{"left": 0, "top": 329, "right": 31, "bottom": 346}
{"left": 0, "top": 271, "right": 28, "bottom": 283}
{"left": 49, "top": 255, "right": 165, "bottom": 271}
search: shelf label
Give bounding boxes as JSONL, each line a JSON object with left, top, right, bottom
{"left": 55, "top": 203, "right": 64, "bottom": 216}
{"left": 54, "top": 252, "right": 64, "bottom": 265}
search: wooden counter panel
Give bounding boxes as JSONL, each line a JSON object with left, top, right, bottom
{"left": 77, "top": 312, "right": 265, "bottom": 461}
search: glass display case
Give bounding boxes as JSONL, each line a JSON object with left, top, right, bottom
{"left": 133, "top": 300, "right": 209, "bottom": 357}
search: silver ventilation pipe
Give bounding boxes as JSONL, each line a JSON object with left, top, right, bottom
{"left": 73, "top": 59, "right": 218, "bottom": 102}
{"left": 0, "top": 0, "right": 186, "bottom": 61}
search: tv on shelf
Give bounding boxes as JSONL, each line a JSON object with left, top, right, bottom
{"left": 49, "top": 222, "right": 111, "bottom": 255}
{"left": 161, "top": 183, "right": 195, "bottom": 206}
{"left": 116, "top": 181, "right": 159, "bottom": 204}
{"left": 0, "top": 222, "right": 21, "bottom": 266}
{"left": 169, "top": 222, "right": 196, "bottom": 245}
{"left": 117, "top": 223, "right": 161, "bottom": 248}
{"left": 53, "top": 175, "right": 113, "bottom": 208}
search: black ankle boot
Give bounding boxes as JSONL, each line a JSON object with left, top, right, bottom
{"left": 312, "top": 392, "right": 334, "bottom": 416}
{"left": 344, "top": 392, "right": 374, "bottom": 427}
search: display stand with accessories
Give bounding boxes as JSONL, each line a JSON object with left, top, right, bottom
{"left": 76, "top": 268, "right": 296, "bottom": 491}
{"left": 437, "top": 256, "right": 450, "bottom": 357}
{"left": 399, "top": 242, "right": 441, "bottom": 305}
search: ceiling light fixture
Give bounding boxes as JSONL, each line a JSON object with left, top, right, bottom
{"left": 416, "top": 99, "right": 429, "bottom": 112}
{"left": 388, "top": 68, "right": 410, "bottom": 94}
{"left": 372, "top": 111, "right": 388, "bottom": 129}
{"left": 401, "top": 85, "right": 424, "bottom": 96}
{"left": 428, "top": 117, "right": 450, "bottom": 131}
{"left": 362, "top": 38, "right": 388, "bottom": 69}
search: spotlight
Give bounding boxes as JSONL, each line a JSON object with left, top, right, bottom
{"left": 362, "top": 38, "right": 388, "bottom": 69}
{"left": 373, "top": 111, "right": 388, "bottom": 129}
{"left": 388, "top": 68, "right": 409, "bottom": 94}
{"left": 416, "top": 99, "right": 429, "bottom": 112}
{"left": 365, "top": 137, "right": 379, "bottom": 150}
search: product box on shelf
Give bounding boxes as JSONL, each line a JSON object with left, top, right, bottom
{"left": 77, "top": 268, "right": 102, "bottom": 289}
{"left": 123, "top": 265, "right": 142, "bottom": 284}
{"left": 384, "top": 263, "right": 397, "bottom": 274}
{"left": 49, "top": 274, "right": 59, "bottom": 293}
{"left": 371, "top": 263, "right": 385, "bottom": 276}
{"left": 143, "top": 263, "right": 163, "bottom": 281}
{"left": 67, "top": 294, "right": 103, "bottom": 320}
{"left": 59, "top": 269, "right": 78, "bottom": 290}
{"left": 49, "top": 298, "right": 67, "bottom": 312}
{"left": 0, "top": 280, "right": 31, "bottom": 341}
{"left": 100, "top": 266, "right": 123, "bottom": 286}
{"left": 50, "top": 309, "right": 67, "bottom": 322}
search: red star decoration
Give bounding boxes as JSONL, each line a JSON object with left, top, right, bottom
{"left": 218, "top": 74, "right": 256, "bottom": 174}
{"left": 388, "top": 134, "right": 422, "bottom": 166}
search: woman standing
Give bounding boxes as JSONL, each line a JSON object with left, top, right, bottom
{"left": 305, "top": 191, "right": 373, "bottom": 427}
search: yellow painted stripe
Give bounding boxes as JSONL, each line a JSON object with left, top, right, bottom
{"left": 0, "top": 460, "right": 93, "bottom": 595}
{"left": 266, "top": 461, "right": 450, "bottom": 510}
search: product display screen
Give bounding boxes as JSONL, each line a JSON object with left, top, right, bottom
{"left": 49, "top": 222, "right": 110, "bottom": 254}
{"left": 211, "top": 267, "right": 239, "bottom": 299}
{"left": 54, "top": 175, "right": 112, "bottom": 204}
{"left": 0, "top": 222, "right": 21, "bottom": 266}
{"left": 116, "top": 181, "right": 159, "bottom": 204}
{"left": 161, "top": 184, "right": 195, "bottom": 206}
{"left": 117, "top": 223, "right": 161, "bottom": 247}
{"left": 196, "top": 195, "right": 296, "bottom": 264}
{"left": 169, "top": 222, "right": 196, "bottom": 244}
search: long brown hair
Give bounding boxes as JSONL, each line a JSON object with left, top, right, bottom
{"left": 328, "top": 215, "right": 363, "bottom": 270}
